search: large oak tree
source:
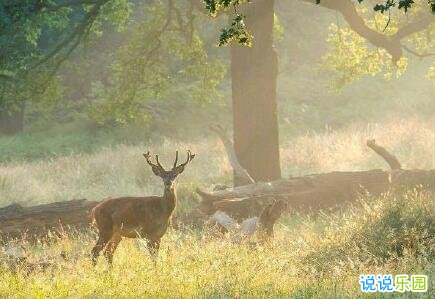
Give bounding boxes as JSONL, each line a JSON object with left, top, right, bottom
{"left": 206, "top": 0, "right": 434, "bottom": 184}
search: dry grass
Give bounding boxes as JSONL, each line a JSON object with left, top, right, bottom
{"left": 281, "top": 117, "right": 435, "bottom": 175}
{"left": 0, "top": 140, "right": 229, "bottom": 207}
{"left": 0, "top": 117, "right": 433, "bottom": 298}
{"left": 0, "top": 118, "right": 434, "bottom": 208}
{"left": 0, "top": 191, "right": 432, "bottom": 298}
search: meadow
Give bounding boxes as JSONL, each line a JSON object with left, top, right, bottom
{"left": 0, "top": 117, "right": 433, "bottom": 298}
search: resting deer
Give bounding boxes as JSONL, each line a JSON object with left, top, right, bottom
{"left": 256, "top": 200, "right": 287, "bottom": 244}
{"left": 205, "top": 200, "right": 286, "bottom": 244}
{"left": 91, "top": 150, "right": 195, "bottom": 265}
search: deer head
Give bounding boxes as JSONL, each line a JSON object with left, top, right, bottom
{"left": 259, "top": 200, "right": 287, "bottom": 231}
{"left": 143, "top": 150, "right": 195, "bottom": 189}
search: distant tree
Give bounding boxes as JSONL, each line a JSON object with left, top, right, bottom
{"left": 86, "top": 1, "right": 225, "bottom": 126}
{"left": 0, "top": 0, "right": 224, "bottom": 133}
{"left": 0, "top": 0, "right": 130, "bottom": 133}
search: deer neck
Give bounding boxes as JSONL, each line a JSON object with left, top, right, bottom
{"left": 161, "top": 185, "right": 177, "bottom": 216}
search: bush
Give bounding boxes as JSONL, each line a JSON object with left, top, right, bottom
{"left": 301, "top": 190, "right": 434, "bottom": 275}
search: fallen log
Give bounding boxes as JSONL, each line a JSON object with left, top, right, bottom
{"left": 197, "top": 169, "right": 435, "bottom": 220}
{"left": 0, "top": 199, "right": 98, "bottom": 242}
{"left": 197, "top": 138, "right": 435, "bottom": 220}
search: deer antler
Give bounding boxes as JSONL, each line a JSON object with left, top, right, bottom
{"left": 173, "top": 151, "right": 179, "bottom": 170}
{"left": 155, "top": 155, "right": 165, "bottom": 170}
{"left": 144, "top": 150, "right": 194, "bottom": 175}
{"left": 143, "top": 152, "right": 165, "bottom": 171}
{"left": 143, "top": 152, "right": 154, "bottom": 166}
{"left": 174, "top": 150, "right": 195, "bottom": 172}
{"left": 182, "top": 150, "right": 195, "bottom": 167}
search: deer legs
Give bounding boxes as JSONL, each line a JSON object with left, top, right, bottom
{"left": 104, "top": 234, "right": 122, "bottom": 265}
{"left": 91, "top": 231, "right": 112, "bottom": 266}
{"left": 92, "top": 234, "right": 161, "bottom": 266}
{"left": 92, "top": 233, "right": 122, "bottom": 266}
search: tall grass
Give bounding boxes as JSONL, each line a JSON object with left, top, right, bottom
{"left": 281, "top": 117, "right": 435, "bottom": 175}
{"left": 0, "top": 118, "right": 433, "bottom": 298}
{"left": 0, "top": 117, "right": 433, "bottom": 208}
{"left": 0, "top": 191, "right": 432, "bottom": 298}
{"left": 0, "top": 139, "right": 229, "bottom": 207}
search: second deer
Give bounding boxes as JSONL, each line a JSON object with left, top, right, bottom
{"left": 90, "top": 150, "right": 195, "bottom": 265}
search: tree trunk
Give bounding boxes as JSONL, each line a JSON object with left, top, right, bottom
{"left": 231, "top": 0, "right": 281, "bottom": 186}
{"left": 0, "top": 101, "right": 25, "bottom": 135}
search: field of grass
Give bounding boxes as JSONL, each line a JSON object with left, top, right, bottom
{"left": 0, "top": 117, "right": 433, "bottom": 298}
{"left": 0, "top": 191, "right": 432, "bottom": 298}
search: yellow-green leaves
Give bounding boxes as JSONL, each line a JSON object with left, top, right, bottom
{"left": 321, "top": 1, "right": 434, "bottom": 90}
{"left": 88, "top": 1, "right": 226, "bottom": 126}
{"left": 218, "top": 14, "right": 252, "bottom": 47}
{"left": 321, "top": 24, "right": 408, "bottom": 90}
{"left": 203, "top": 0, "right": 252, "bottom": 47}
{"left": 204, "top": 0, "right": 250, "bottom": 17}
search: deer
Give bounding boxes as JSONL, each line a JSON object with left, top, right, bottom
{"left": 205, "top": 200, "right": 287, "bottom": 244}
{"left": 90, "top": 150, "right": 195, "bottom": 265}
{"left": 256, "top": 200, "right": 287, "bottom": 244}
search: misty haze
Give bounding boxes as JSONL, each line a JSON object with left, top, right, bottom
{"left": 0, "top": 0, "right": 434, "bottom": 298}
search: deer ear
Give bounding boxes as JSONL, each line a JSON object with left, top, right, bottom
{"left": 174, "top": 165, "right": 186, "bottom": 175}
{"left": 150, "top": 165, "right": 164, "bottom": 177}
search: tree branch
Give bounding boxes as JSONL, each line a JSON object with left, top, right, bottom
{"left": 394, "top": 14, "right": 435, "bottom": 40}
{"left": 367, "top": 139, "right": 402, "bottom": 170}
{"left": 401, "top": 44, "right": 435, "bottom": 58}
{"left": 303, "top": 0, "right": 435, "bottom": 62}
{"left": 32, "top": 0, "right": 109, "bottom": 70}
{"left": 209, "top": 124, "right": 255, "bottom": 184}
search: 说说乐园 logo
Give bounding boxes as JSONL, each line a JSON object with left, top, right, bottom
{"left": 359, "top": 274, "right": 428, "bottom": 293}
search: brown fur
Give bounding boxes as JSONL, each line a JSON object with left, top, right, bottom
{"left": 91, "top": 151, "right": 194, "bottom": 265}
{"left": 256, "top": 200, "right": 286, "bottom": 243}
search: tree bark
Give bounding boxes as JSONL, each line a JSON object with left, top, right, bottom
{"left": 199, "top": 138, "right": 413, "bottom": 220}
{"left": 231, "top": 0, "right": 281, "bottom": 186}
{"left": 366, "top": 139, "right": 401, "bottom": 170}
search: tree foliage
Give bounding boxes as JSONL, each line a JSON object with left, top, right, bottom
{"left": 88, "top": 1, "right": 226, "bottom": 125}
{"left": 0, "top": 0, "right": 226, "bottom": 127}
{"left": 0, "top": 0, "right": 130, "bottom": 117}
{"left": 321, "top": 2, "right": 435, "bottom": 89}
{"left": 321, "top": 24, "right": 408, "bottom": 90}
{"left": 0, "top": 0, "right": 433, "bottom": 131}
{"left": 203, "top": 0, "right": 434, "bottom": 47}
